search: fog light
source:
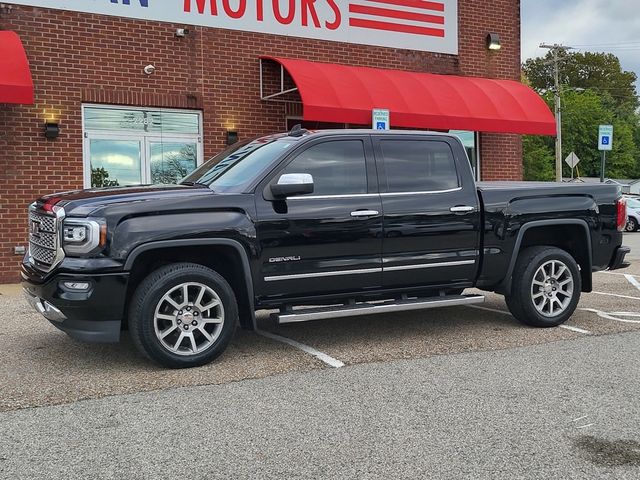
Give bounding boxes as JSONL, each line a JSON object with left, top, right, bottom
{"left": 63, "top": 281, "right": 90, "bottom": 290}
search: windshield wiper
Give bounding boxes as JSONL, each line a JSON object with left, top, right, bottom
{"left": 180, "top": 181, "right": 209, "bottom": 188}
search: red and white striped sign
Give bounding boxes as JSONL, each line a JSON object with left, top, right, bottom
{"left": 349, "top": 0, "right": 446, "bottom": 38}
{"left": 11, "top": 1, "right": 458, "bottom": 54}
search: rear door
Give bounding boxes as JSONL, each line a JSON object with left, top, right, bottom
{"left": 373, "top": 135, "right": 481, "bottom": 289}
{"left": 254, "top": 135, "right": 383, "bottom": 301}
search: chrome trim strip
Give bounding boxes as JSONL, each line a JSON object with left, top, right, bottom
{"left": 264, "top": 267, "right": 382, "bottom": 282}
{"left": 276, "top": 295, "right": 486, "bottom": 324}
{"left": 380, "top": 187, "right": 462, "bottom": 196}
{"left": 384, "top": 260, "right": 475, "bottom": 272}
{"left": 288, "top": 193, "right": 380, "bottom": 200}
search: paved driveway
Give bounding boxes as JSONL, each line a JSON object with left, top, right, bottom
{"left": 1, "top": 235, "right": 639, "bottom": 477}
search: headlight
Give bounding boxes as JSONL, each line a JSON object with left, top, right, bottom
{"left": 62, "top": 219, "right": 106, "bottom": 256}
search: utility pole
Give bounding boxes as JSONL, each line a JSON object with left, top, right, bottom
{"left": 539, "top": 44, "right": 574, "bottom": 183}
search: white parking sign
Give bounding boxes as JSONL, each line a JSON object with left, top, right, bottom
{"left": 372, "top": 109, "right": 390, "bottom": 130}
{"left": 598, "top": 125, "right": 613, "bottom": 151}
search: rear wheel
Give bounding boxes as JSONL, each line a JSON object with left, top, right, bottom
{"left": 128, "top": 263, "right": 238, "bottom": 368}
{"left": 626, "top": 217, "right": 637, "bottom": 232}
{"left": 505, "top": 246, "right": 581, "bottom": 327}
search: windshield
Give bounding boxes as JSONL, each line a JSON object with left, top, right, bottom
{"left": 181, "top": 136, "right": 294, "bottom": 192}
{"left": 626, "top": 198, "right": 640, "bottom": 209}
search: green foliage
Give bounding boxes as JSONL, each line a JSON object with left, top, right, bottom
{"left": 91, "top": 167, "right": 119, "bottom": 188}
{"left": 523, "top": 135, "right": 555, "bottom": 181}
{"left": 522, "top": 51, "right": 640, "bottom": 181}
{"left": 523, "top": 51, "right": 639, "bottom": 114}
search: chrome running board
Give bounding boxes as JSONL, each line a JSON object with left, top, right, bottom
{"left": 274, "top": 294, "right": 485, "bottom": 324}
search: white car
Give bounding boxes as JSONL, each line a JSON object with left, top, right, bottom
{"left": 624, "top": 196, "right": 640, "bottom": 232}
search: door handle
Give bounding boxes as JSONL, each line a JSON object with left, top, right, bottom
{"left": 450, "top": 205, "right": 475, "bottom": 213}
{"left": 351, "top": 210, "right": 379, "bottom": 218}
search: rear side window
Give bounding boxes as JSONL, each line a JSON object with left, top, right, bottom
{"left": 283, "top": 140, "right": 368, "bottom": 196}
{"left": 381, "top": 140, "right": 459, "bottom": 193}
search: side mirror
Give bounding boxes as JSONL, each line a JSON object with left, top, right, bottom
{"left": 270, "top": 173, "right": 314, "bottom": 198}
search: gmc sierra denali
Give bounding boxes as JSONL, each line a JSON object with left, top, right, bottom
{"left": 23, "top": 128, "right": 630, "bottom": 368}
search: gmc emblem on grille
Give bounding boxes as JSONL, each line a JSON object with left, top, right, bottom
{"left": 30, "top": 220, "right": 41, "bottom": 238}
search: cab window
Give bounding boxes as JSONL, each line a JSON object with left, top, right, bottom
{"left": 282, "top": 140, "right": 368, "bottom": 196}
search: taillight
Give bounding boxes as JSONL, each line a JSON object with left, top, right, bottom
{"left": 616, "top": 198, "right": 627, "bottom": 232}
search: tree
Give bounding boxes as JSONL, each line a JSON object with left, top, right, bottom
{"left": 523, "top": 135, "right": 555, "bottom": 181}
{"left": 522, "top": 51, "right": 640, "bottom": 181}
{"left": 151, "top": 144, "right": 196, "bottom": 184}
{"left": 560, "top": 90, "right": 637, "bottom": 178}
{"left": 91, "top": 167, "right": 120, "bottom": 188}
{"left": 523, "top": 51, "right": 639, "bottom": 115}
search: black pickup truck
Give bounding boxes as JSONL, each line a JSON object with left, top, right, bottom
{"left": 23, "top": 129, "right": 630, "bottom": 368}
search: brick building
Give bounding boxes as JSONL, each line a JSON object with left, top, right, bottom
{"left": 0, "top": 0, "right": 555, "bottom": 282}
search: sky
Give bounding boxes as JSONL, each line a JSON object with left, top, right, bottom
{"left": 521, "top": 0, "right": 640, "bottom": 91}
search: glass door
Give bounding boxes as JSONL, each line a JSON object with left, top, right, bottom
{"left": 148, "top": 140, "right": 199, "bottom": 185}
{"left": 85, "top": 135, "right": 143, "bottom": 188}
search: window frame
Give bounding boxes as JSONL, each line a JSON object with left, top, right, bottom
{"left": 81, "top": 104, "right": 204, "bottom": 188}
{"left": 375, "top": 136, "right": 462, "bottom": 195}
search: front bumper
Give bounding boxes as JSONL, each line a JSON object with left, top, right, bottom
{"left": 21, "top": 261, "right": 129, "bottom": 343}
{"left": 609, "top": 245, "right": 631, "bottom": 270}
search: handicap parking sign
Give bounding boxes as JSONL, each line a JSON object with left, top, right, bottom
{"left": 598, "top": 125, "right": 613, "bottom": 151}
{"left": 372, "top": 109, "right": 390, "bottom": 130}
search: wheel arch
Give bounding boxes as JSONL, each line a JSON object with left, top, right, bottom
{"left": 124, "top": 239, "right": 256, "bottom": 330}
{"left": 500, "top": 219, "right": 592, "bottom": 295}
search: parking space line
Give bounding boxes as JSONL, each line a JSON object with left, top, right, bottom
{"left": 580, "top": 308, "right": 640, "bottom": 324}
{"left": 595, "top": 271, "right": 639, "bottom": 277}
{"left": 590, "top": 291, "right": 640, "bottom": 301}
{"left": 467, "top": 305, "right": 591, "bottom": 334}
{"left": 559, "top": 325, "right": 592, "bottom": 334}
{"left": 256, "top": 329, "right": 345, "bottom": 368}
{"left": 625, "top": 274, "right": 640, "bottom": 292}
{"left": 467, "top": 305, "right": 511, "bottom": 316}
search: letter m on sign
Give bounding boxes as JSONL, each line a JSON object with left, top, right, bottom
{"left": 111, "top": 0, "right": 150, "bottom": 6}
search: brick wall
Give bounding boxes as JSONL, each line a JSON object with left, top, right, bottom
{"left": 0, "top": 1, "right": 522, "bottom": 282}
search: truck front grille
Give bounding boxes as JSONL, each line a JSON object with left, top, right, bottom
{"left": 28, "top": 209, "right": 62, "bottom": 270}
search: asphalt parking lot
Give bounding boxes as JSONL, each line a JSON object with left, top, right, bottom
{"left": 1, "top": 236, "right": 640, "bottom": 478}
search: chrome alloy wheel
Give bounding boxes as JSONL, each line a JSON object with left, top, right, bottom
{"left": 153, "top": 282, "right": 225, "bottom": 356}
{"left": 531, "top": 260, "right": 574, "bottom": 317}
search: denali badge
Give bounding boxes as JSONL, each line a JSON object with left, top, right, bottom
{"left": 269, "top": 256, "right": 301, "bottom": 263}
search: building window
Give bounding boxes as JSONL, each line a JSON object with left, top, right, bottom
{"left": 82, "top": 105, "right": 203, "bottom": 188}
{"left": 450, "top": 130, "right": 480, "bottom": 181}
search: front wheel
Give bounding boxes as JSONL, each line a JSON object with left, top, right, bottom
{"left": 505, "top": 246, "right": 581, "bottom": 328}
{"left": 626, "top": 217, "right": 637, "bottom": 232}
{"left": 128, "top": 263, "right": 238, "bottom": 368}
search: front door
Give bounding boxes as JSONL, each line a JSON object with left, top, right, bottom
{"left": 255, "top": 136, "right": 383, "bottom": 301}
{"left": 373, "top": 135, "right": 480, "bottom": 289}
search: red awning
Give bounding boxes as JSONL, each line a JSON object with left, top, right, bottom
{"left": 0, "top": 31, "right": 34, "bottom": 104}
{"left": 262, "top": 57, "right": 556, "bottom": 136}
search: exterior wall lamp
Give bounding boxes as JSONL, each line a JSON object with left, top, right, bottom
{"left": 226, "top": 130, "right": 239, "bottom": 145}
{"left": 44, "top": 122, "right": 60, "bottom": 140}
{"left": 486, "top": 33, "right": 501, "bottom": 51}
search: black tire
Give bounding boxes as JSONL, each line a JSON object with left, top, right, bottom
{"left": 625, "top": 217, "right": 637, "bottom": 232}
{"left": 504, "top": 246, "right": 581, "bottom": 328}
{"left": 128, "top": 262, "right": 238, "bottom": 368}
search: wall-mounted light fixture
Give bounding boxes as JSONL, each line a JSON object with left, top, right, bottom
{"left": 486, "top": 33, "right": 501, "bottom": 51}
{"left": 44, "top": 122, "right": 60, "bottom": 140}
{"left": 226, "top": 130, "right": 239, "bottom": 146}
